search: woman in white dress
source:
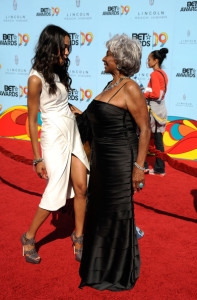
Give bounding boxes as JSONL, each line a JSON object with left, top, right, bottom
{"left": 21, "top": 25, "right": 89, "bottom": 264}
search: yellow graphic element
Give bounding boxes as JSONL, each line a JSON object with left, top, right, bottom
{"left": 0, "top": 105, "right": 26, "bottom": 117}
{"left": 8, "top": 134, "right": 30, "bottom": 141}
{"left": 168, "top": 149, "right": 197, "bottom": 160}
{"left": 183, "top": 119, "right": 197, "bottom": 130}
{"left": 163, "top": 131, "right": 177, "bottom": 147}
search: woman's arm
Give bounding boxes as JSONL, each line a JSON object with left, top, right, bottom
{"left": 144, "top": 72, "right": 160, "bottom": 99}
{"left": 125, "top": 81, "right": 151, "bottom": 193}
{"left": 28, "top": 75, "right": 48, "bottom": 179}
{"left": 68, "top": 103, "right": 82, "bottom": 115}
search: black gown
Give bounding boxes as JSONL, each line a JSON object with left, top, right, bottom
{"left": 77, "top": 97, "right": 141, "bottom": 291}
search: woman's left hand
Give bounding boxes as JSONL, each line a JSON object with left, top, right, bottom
{"left": 132, "top": 166, "right": 145, "bottom": 193}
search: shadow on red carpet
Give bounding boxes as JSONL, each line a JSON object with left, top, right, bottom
{"left": 0, "top": 138, "right": 197, "bottom": 300}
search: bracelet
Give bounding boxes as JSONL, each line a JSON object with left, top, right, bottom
{"left": 134, "top": 162, "right": 145, "bottom": 171}
{"left": 33, "top": 158, "right": 44, "bottom": 166}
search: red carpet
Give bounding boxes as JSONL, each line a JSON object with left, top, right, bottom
{"left": 0, "top": 138, "right": 197, "bottom": 300}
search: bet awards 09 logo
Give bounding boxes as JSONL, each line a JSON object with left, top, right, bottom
{"left": 102, "top": 5, "right": 130, "bottom": 15}
{"left": 36, "top": 7, "right": 60, "bottom": 16}
{"left": 18, "top": 34, "right": 29, "bottom": 46}
{"left": 180, "top": 1, "right": 197, "bottom": 11}
{"left": 70, "top": 32, "right": 93, "bottom": 46}
{"left": 0, "top": 33, "right": 29, "bottom": 46}
{"left": 132, "top": 33, "right": 151, "bottom": 47}
{"left": 0, "top": 85, "right": 18, "bottom": 97}
{"left": 19, "top": 86, "right": 28, "bottom": 97}
{"left": 132, "top": 32, "right": 168, "bottom": 47}
{"left": 68, "top": 88, "right": 92, "bottom": 102}
{"left": 0, "top": 34, "right": 17, "bottom": 46}
{"left": 152, "top": 32, "right": 168, "bottom": 47}
{"left": 80, "top": 89, "right": 92, "bottom": 101}
{"left": 176, "top": 68, "right": 196, "bottom": 77}
{"left": 81, "top": 32, "right": 93, "bottom": 46}
{"left": 121, "top": 6, "right": 130, "bottom": 15}
{"left": 0, "top": 85, "right": 28, "bottom": 97}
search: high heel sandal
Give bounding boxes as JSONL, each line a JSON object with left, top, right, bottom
{"left": 71, "top": 231, "right": 83, "bottom": 262}
{"left": 21, "top": 233, "right": 41, "bottom": 264}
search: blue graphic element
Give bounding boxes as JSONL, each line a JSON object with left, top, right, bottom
{"left": 38, "top": 112, "right": 42, "bottom": 126}
{"left": 171, "top": 124, "right": 184, "bottom": 140}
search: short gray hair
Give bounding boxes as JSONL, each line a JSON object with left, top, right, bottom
{"left": 106, "top": 34, "right": 142, "bottom": 77}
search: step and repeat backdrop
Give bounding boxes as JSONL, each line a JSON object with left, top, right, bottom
{"left": 0, "top": 0, "right": 197, "bottom": 160}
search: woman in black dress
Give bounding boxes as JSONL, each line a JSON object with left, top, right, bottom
{"left": 72, "top": 34, "right": 151, "bottom": 291}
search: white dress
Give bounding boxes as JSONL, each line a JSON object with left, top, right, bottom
{"left": 29, "top": 69, "right": 89, "bottom": 211}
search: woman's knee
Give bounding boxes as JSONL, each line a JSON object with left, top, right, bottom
{"left": 74, "top": 182, "right": 87, "bottom": 198}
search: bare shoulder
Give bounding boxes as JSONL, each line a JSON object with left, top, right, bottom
{"left": 123, "top": 79, "right": 146, "bottom": 111}
{"left": 28, "top": 75, "right": 42, "bottom": 97}
{"left": 28, "top": 75, "right": 42, "bottom": 87}
{"left": 124, "top": 79, "right": 142, "bottom": 96}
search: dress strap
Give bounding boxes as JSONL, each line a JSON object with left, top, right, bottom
{"left": 155, "top": 69, "right": 167, "bottom": 94}
{"left": 107, "top": 82, "right": 128, "bottom": 103}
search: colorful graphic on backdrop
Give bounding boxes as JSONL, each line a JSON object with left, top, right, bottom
{"left": 0, "top": 106, "right": 41, "bottom": 140}
{"left": 163, "top": 118, "right": 197, "bottom": 160}
{"left": 0, "top": 0, "right": 196, "bottom": 160}
{"left": 1, "top": 107, "right": 196, "bottom": 160}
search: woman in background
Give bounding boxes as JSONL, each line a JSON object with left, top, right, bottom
{"left": 144, "top": 48, "right": 169, "bottom": 176}
{"left": 21, "top": 25, "right": 89, "bottom": 264}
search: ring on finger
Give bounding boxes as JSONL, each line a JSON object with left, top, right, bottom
{"left": 139, "top": 183, "right": 144, "bottom": 189}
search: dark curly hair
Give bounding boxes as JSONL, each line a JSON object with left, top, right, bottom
{"left": 151, "top": 48, "right": 169, "bottom": 67}
{"left": 32, "top": 24, "right": 72, "bottom": 94}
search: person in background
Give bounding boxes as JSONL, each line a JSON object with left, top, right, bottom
{"left": 143, "top": 48, "right": 169, "bottom": 176}
{"left": 21, "top": 25, "right": 89, "bottom": 264}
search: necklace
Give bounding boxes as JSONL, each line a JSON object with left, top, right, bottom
{"left": 103, "top": 76, "right": 129, "bottom": 91}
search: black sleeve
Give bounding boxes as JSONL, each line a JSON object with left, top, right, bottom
{"left": 76, "top": 111, "right": 92, "bottom": 145}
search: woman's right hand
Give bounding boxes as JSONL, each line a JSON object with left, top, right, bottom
{"left": 69, "top": 103, "right": 82, "bottom": 115}
{"left": 36, "top": 161, "right": 48, "bottom": 179}
{"left": 132, "top": 167, "right": 145, "bottom": 193}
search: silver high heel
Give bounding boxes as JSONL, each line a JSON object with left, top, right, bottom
{"left": 21, "top": 233, "right": 41, "bottom": 264}
{"left": 70, "top": 231, "right": 83, "bottom": 262}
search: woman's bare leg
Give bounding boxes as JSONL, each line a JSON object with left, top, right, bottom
{"left": 23, "top": 207, "right": 50, "bottom": 259}
{"left": 71, "top": 155, "right": 87, "bottom": 245}
{"left": 26, "top": 207, "right": 51, "bottom": 239}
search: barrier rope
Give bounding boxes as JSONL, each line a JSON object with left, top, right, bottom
{"left": 0, "top": 143, "right": 197, "bottom": 177}
{"left": 149, "top": 146, "right": 197, "bottom": 177}
{"left": 0, "top": 145, "right": 32, "bottom": 165}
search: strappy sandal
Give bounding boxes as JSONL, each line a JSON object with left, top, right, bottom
{"left": 70, "top": 231, "right": 83, "bottom": 262}
{"left": 21, "top": 233, "right": 41, "bottom": 264}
